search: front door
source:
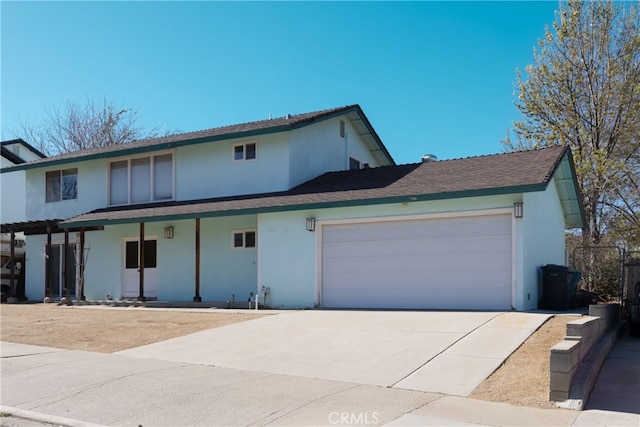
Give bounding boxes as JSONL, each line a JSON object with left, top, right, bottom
{"left": 122, "top": 238, "right": 158, "bottom": 298}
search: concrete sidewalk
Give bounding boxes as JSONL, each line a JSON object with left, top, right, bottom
{"left": 2, "top": 341, "right": 639, "bottom": 427}
{"left": 585, "top": 332, "right": 640, "bottom": 414}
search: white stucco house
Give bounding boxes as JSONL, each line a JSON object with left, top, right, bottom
{"left": 0, "top": 105, "right": 584, "bottom": 310}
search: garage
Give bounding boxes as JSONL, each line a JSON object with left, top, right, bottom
{"left": 321, "top": 214, "right": 513, "bottom": 310}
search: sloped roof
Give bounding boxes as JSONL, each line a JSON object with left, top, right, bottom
{"left": 1, "top": 146, "right": 25, "bottom": 165}
{"left": 1, "top": 138, "right": 47, "bottom": 164}
{"left": 60, "top": 146, "right": 584, "bottom": 229}
{"left": 1, "top": 105, "right": 394, "bottom": 172}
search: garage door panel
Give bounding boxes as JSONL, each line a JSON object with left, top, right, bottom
{"left": 322, "top": 215, "right": 512, "bottom": 310}
{"left": 324, "top": 255, "right": 512, "bottom": 272}
{"left": 324, "top": 239, "right": 509, "bottom": 258}
{"left": 324, "top": 218, "right": 509, "bottom": 243}
{"left": 324, "top": 253, "right": 509, "bottom": 273}
{"left": 324, "top": 283, "right": 511, "bottom": 310}
{"left": 323, "top": 268, "right": 511, "bottom": 289}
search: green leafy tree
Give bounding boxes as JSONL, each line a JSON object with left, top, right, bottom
{"left": 505, "top": 0, "right": 640, "bottom": 252}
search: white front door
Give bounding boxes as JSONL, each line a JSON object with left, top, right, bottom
{"left": 122, "top": 238, "right": 158, "bottom": 298}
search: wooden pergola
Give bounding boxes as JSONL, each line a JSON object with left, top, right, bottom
{"left": 1, "top": 220, "right": 102, "bottom": 301}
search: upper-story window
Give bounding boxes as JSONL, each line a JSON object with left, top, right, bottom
{"left": 46, "top": 168, "right": 78, "bottom": 202}
{"left": 109, "top": 153, "right": 173, "bottom": 206}
{"left": 233, "top": 141, "right": 257, "bottom": 162}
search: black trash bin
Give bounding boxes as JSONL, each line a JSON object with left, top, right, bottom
{"left": 540, "top": 264, "right": 577, "bottom": 310}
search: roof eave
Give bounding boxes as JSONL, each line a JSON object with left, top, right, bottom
{"left": 3, "top": 104, "right": 395, "bottom": 172}
{"left": 1, "top": 125, "right": 295, "bottom": 173}
{"left": 59, "top": 183, "right": 546, "bottom": 229}
{"left": 549, "top": 149, "right": 586, "bottom": 229}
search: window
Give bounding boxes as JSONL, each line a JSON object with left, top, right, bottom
{"left": 349, "top": 157, "right": 361, "bottom": 171}
{"left": 125, "top": 240, "right": 157, "bottom": 268}
{"left": 46, "top": 168, "right": 77, "bottom": 202}
{"left": 233, "top": 142, "right": 257, "bottom": 161}
{"left": 109, "top": 153, "right": 173, "bottom": 205}
{"left": 232, "top": 230, "right": 256, "bottom": 248}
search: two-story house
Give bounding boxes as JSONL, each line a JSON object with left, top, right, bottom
{"left": 1, "top": 105, "right": 584, "bottom": 310}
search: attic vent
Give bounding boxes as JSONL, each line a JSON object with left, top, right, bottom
{"left": 422, "top": 154, "right": 438, "bottom": 163}
{"left": 339, "top": 120, "right": 345, "bottom": 138}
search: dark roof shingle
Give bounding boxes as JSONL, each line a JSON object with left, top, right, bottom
{"left": 3, "top": 104, "right": 393, "bottom": 171}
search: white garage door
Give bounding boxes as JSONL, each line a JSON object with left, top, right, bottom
{"left": 322, "top": 215, "right": 512, "bottom": 310}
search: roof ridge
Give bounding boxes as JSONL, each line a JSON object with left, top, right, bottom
{"left": 130, "top": 104, "right": 361, "bottom": 145}
{"left": 422, "top": 145, "right": 565, "bottom": 164}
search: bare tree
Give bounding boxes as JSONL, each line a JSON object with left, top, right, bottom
{"left": 15, "top": 98, "right": 160, "bottom": 156}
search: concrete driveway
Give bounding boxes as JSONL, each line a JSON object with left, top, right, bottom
{"left": 118, "top": 310, "right": 550, "bottom": 396}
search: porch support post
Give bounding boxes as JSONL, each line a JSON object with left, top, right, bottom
{"left": 44, "top": 227, "right": 53, "bottom": 303}
{"left": 61, "top": 229, "right": 71, "bottom": 305}
{"left": 79, "top": 228, "right": 86, "bottom": 300}
{"left": 8, "top": 229, "right": 17, "bottom": 302}
{"left": 194, "top": 218, "right": 201, "bottom": 302}
{"left": 138, "top": 222, "right": 145, "bottom": 302}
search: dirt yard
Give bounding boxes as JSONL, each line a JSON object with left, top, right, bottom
{"left": 0, "top": 304, "right": 266, "bottom": 353}
{"left": 470, "top": 314, "right": 581, "bottom": 408}
{"left": 0, "top": 304, "right": 580, "bottom": 409}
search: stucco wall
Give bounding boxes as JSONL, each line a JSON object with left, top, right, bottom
{"left": 25, "top": 216, "right": 259, "bottom": 302}
{"left": 258, "top": 211, "right": 318, "bottom": 308}
{"left": 25, "top": 158, "right": 105, "bottom": 221}
{"left": 175, "top": 133, "right": 291, "bottom": 200}
{"left": 1, "top": 168, "right": 26, "bottom": 223}
{"left": 258, "top": 194, "right": 520, "bottom": 309}
{"left": 288, "top": 117, "right": 383, "bottom": 189}
{"left": 519, "top": 178, "right": 567, "bottom": 311}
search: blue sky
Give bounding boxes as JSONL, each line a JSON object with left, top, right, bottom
{"left": 1, "top": 1, "right": 559, "bottom": 165}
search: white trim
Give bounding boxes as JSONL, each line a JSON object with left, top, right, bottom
{"left": 314, "top": 220, "right": 322, "bottom": 308}
{"left": 316, "top": 207, "right": 514, "bottom": 309}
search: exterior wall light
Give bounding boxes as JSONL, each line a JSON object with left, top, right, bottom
{"left": 513, "top": 202, "right": 524, "bottom": 219}
{"left": 306, "top": 218, "right": 316, "bottom": 232}
{"left": 164, "top": 226, "right": 174, "bottom": 239}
